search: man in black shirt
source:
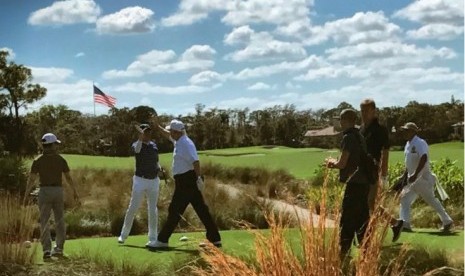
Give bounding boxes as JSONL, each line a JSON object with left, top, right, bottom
{"left": 326, "top": 109, "right": 370, "bottom": 257}
{"left": 360, "top": 99, "right": 403, "bottom": 242}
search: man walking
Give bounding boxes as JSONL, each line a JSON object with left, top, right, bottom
{"left": 118, "top": 123, "right": 161, "bottom": 248}
{"left": 359, "top": 99, "right": 403, "bottom": 242}
{"left": 27, "top": 133, "right": 79, "bottom": 259}
{"left": 397, "top": 122, "right": 453, "bottom": 232}
{"left": 326, "top": 109, "right": 370, "bottom": 257}
{"left": 152, "top": 119, "right": 221, "bottom": 248}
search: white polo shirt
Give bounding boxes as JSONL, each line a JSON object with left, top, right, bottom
{"left": 404, "top": 135, "right": 431, "bottom": 177}
{"left": 172, "top": 135, "right": 199, "bottom": 175}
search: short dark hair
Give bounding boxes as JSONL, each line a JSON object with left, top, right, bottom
{"left": 42, "top": 143, "right": 54, "bottom": 149}
{"left": 340, "top": 109, "right": 357, "bottom": 124}
{"left": 360, "top": 98, "right": 376, "bottom": 109}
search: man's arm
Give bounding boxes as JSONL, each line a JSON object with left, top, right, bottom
{"left": 408, "top": 154, "right": 427, "bottom": 183}
{"left": 380, "top": 149, "right": 389, "bottom": 177}
{"left": 64, "top": 172, "right": 80, "bottom": 202}
{"left": 327, "top": 150, "right": 350, "bottom": 169}
{"left": 193, "top": 160, "right": 201, "bottom": 177}
{"left": 157, "top": 125, "right": 171, "bottom": 140}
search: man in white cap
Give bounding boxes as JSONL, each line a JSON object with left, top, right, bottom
{"left": 397, "top": 122, "right": 453, "bottom": 232}
{"left": 27, "top": 133, "right": 79, "bottom": 259}
{"left": 152, "top": 119, "right": 221, "bottom": 248}
{"left": 118, "top": 123, "right": 161, "bottom": 248}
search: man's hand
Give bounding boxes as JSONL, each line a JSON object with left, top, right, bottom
{"left": 196, "top": 176, "right": 205, "bottom": 192}
{"left": 325, "top": 157, "right": 338, "bottom": 169}
{"left": 408, "top": 173, "right": 417, "bottom": 183}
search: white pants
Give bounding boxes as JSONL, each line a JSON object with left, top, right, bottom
{"left": 120, "top": 175, "right": 160, "bottom": 242}
{"left": 399, "top": 173, "right": 452, "bottom": 228}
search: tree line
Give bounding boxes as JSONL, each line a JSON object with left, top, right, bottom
{"left": 1, "top": 50, "right": 463, "bottom": 157}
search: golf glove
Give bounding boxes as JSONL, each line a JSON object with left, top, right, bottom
{"left": 196, "top": 176, "right": 204, "bottom": 192}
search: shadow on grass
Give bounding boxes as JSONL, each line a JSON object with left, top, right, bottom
{"left": 414, "top": 231, "right": 460, "bottom": 237}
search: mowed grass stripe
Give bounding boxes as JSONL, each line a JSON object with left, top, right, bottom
{"left": 47, "top": 142, "right": 463, "bottom": 179}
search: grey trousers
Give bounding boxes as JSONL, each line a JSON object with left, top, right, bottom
{"left": 38, "top": 187, "right": 65, "bottom": 253}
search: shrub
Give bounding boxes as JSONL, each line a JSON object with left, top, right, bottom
{"left": 0, "top": 156, "right": 28, "bottom": 195}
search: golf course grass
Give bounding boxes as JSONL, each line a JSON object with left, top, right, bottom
{"left": 54, "top": 141, "right": 463, "bottom": 179}
{"left": 33, "top": 228, "right": 463, "bottom": 274}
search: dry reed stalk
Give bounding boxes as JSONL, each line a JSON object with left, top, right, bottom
{"left": 0, "top": 193, "right": 38, "bottom": 265}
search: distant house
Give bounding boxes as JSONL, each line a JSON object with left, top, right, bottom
{"left": 303, "top": 125, "right": 341, "bottom": 148}
{"left": 452, "top": 122, "right": 464, "bottom": 140}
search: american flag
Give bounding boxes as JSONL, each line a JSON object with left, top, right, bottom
{"left": 93, "top": 85, "right": 116, "bottom": 108}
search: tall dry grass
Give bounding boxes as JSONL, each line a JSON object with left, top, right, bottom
{"left": 0, "top": 193, "right": 39, "bottom": 266}
{"left": 193, "top": 168, "right": 411, "bottom": 276}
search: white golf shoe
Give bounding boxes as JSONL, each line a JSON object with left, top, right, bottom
{"left": 117, "top": 236, "right": 125, "bottom": 244}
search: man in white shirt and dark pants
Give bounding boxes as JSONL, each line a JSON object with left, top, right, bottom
{"left": 152, "top": 119, "right": 221, "bottom": 248}
{"left": 398, "top": 122, "right": 453, "bottom": 232}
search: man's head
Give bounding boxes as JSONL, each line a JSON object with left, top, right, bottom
{"left": 165, "top": 119, "right": 185, "bottom": 140}
{"left": 41, "top": 133, "right": 61, "bottom": 149}
{"left": 360, "top": 98, "right": 377, "bottom": 125}
{"left": 400, "top": 122, "right": 419, "bottom": 140}
{"left": 339, "top": 109, "right": 357, "bottom": 130}
{"left": 139, "top": 123, "right": 152, "bottom": 141}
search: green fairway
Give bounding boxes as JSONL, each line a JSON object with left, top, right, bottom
{"left": 52, "top": 142, "right": 463, "bottom": 179}
{"left": 34, "top": 229, "right": 463, "bottom": 274}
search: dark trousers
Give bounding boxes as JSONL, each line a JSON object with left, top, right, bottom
{"left": 157, "top": 170, "right": 221, "bottom": 243}
{"left": 340, "top": 182, "right": 370, "bottom": 255}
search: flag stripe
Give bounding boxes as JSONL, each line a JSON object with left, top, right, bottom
{"left": 93, "top": 85, "right": 116, "bottom": 108}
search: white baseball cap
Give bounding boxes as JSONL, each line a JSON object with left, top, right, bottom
{"left": 41, "top": 133, "right": 61, "bottom": 144}
{"left": 165, "top": 119, "right": 185, "bottom": 132}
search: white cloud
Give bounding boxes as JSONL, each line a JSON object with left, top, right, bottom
{"left": 394, "top": 0, "right": 463, "bottom": 26}
{"left": 247, "top": 82, "right": 275, "bottom": 90}
{"left": 75, "top": 52, "right": 85, "bottom": 58}
{"left": 30, "top": 79, "right": 96, "bottom": 114}
{"left": 161, "top": 0, "right": 227, "bottom": 26}
{"left": 161, "top": 0, "right": 313, "bottom": 27}
{"left": 102, "top": 45, "right": 216, "bottom": 79}
{"left": 0, "top": 47, "right": 15, "bottom": 59}
{"left": 222, "top": 0, "right": 313, "bottom": 26}
{"left": 30, "top": 67, "right": 74, "bottom": 83}
{"left": 280, "top": 11, "right": 401, "bottom": 46}
{"left": 394, "top": 0, "right": 463, "bottom": 40}
{"left": 96, "top": 6, "right": 155, "bottom": 34}
{"left": 406, "top": 24, "right": 464, "bottom": 40}
{"left": 233, "top": 55, "right": 326, "bottom": 80}
{"left": 325, "top": 41, "right": 456, "bottom": 62}
{"left": 189, "top": 70, "right": 227, "bottom": 85}
{"left": 110, "top": 82, "right": 213, "bottom": 95}
{"left": 285, "top": 82, "right": 302, "bottom": 89}
{"left": 28, "top": 0, "right": 101, "bottom": 25}
{"left": 295, "top": 65, "right": 370, "bottom": 81}
{"left": 224, "top": 27, "right": 306, "bottom": 62}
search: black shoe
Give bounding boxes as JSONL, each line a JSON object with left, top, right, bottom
{"left": 391, "top": 220, "right": 404, "bottom": 242}
{"left": 440, "top": 222, "right": 453, "bottom": 233}
{"left": 51, "top": 247, "right": 63, "bottom": 257}
{"left": 43, "top": 251, "right": 51, "bottom": 260}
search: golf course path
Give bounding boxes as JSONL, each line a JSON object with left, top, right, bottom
{"left": 216, "top": 183, "right": 335, "bottom": 228}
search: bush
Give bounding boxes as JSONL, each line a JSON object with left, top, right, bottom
{"left": 0, "top": 156, "right": 28, "bottom": 195}
{"left": 65, "top": 210, "right": 111, "bottom": 238}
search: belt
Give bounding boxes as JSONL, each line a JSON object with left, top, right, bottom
{"left": 135, "top": 174, "right": 157, "bottom": 180}
{"left": 173, "top": 170, "right": 195, "bottom": 179}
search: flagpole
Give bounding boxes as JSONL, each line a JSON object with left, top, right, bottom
{"left": 93, "top": 82, "right": 96, "bottom": 117}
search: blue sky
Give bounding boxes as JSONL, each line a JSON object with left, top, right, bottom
{"left": 1, "top": 0, "right": 463, "bottom": 116}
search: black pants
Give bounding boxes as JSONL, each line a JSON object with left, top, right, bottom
{"left": 157, "top": 170, "right": 221, "bottom": 243}
{"left": 340, "top": 181, "right": 369, "bottom": 255}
